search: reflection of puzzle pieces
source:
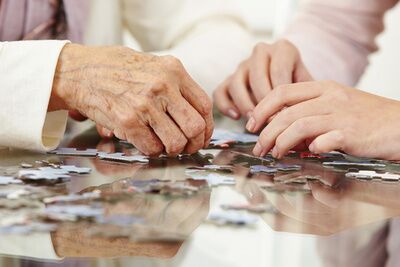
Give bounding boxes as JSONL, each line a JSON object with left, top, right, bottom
{"left": 59, "top": 165, "right": 92, "bottom": 174}
{"left": 97, "top": 152, "right": 149, "bottom": 163}
{"left": 346, "top": 170, "right": 400, "bottom": 181}
{"left": 49, "top": 148, "right": 98, "bottom": 157}
{"left": 187, "top": 165, "right": 233, "bottom": 173}
{"left": 323, "top": 161, "right": 386, "bottom": 169}
{"left": 0, "top": 176, "right": 23, "bottom": 185}
{"left": 221, "top": 203, "right": 278, "bottom": 214}
{"left": 207, "top": 211, "right": 258, "bottom": 226}
{"left": 186, "top": 171, "right": 236, "bottom": 187}
{"left": 250, "top": 164, "right": 301, "bottom": 174}
{"left": 19, "top": 169, "right": 71, "bottom": 180}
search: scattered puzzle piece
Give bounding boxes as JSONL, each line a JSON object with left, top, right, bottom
{"left": 221, "top": 203, "right": 278, "bottom": 214}
{"left": 18, "top": 169, "right": 71, "bottom": 181}
{"left": 0, "top": 176, "right": 23, "bottom": 185}
{"left": 207, "top": 211, "right": 258, "bottom": 226}
{"left": 187, "top": 165, "right": 233, "bottom": 173}
{"left": 49, "top": 148, "right": 98, "bottom": 157}
{"left": 250, "top": 164, "right": 301, "bottom": 174}
{"left": 346, "top": 170, "right": 400, "bottom": 181}
{"left": 59, "top": 165, "right": 92, "bottom": 174}
{"left": 212, "top": 129, "right": 259, "bottom": 143}
{"left": 186, "top": 171, "right": 236, "bottom": 187}
{"left": 323, "top": 161, "right": 386, "bottom": 168}
{"left": 97, "top": 152, "right": 149, "bottom": 163}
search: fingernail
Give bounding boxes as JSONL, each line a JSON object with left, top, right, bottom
{"left": 272, "top": 147, "right": 279, "bottom": 158}
{"left": 228, "top": 109, "right": 239, "bottom": 119}
{"left": 246, "top": 117, "right": 256, "bottom": 132}
{"left": 253, "top": 143, "right": 263, "bottom": 156}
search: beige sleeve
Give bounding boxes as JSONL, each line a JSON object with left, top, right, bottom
{"left": 0, "top": 41, "right": 69, "bottom": 152}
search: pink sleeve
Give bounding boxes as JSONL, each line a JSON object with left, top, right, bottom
{"left": 284, "top": 0, "right": 398, "bottom": 86}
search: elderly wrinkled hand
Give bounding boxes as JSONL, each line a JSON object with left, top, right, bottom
{"left": 213, "top": 40, "right": 312, "bottom": 120}
{"left": 246, "top": 80, "right": 400, "bottom": 160}
{"left": 49, "top": 44, "right": 214, "bottom": 156}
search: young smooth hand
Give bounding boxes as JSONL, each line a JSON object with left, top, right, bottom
{"left": 49, "top": 44, "right": 214, "bottom": 156}
{"left": 246, "top": 81, "right": 400, "bottom": 160}
{"left": 213, "top": 40, "right": 312, "bottom": 120}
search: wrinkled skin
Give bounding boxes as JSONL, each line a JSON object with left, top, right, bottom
{"left": 49, "top": 44, "right": 214, "bottom": 156}
{"left": 214, "top": 40, "right": 312, "bottom": 120}
{"left": 246, "top": 80, "right": 400, "bottom": 161}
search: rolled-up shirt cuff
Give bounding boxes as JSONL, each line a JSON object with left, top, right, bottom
{"left": 0, "top": 40, "right": 69, "bottom": 152}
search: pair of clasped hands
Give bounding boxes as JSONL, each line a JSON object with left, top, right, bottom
{"left": 51, "top": 41, "right": 400, "bottom": 160}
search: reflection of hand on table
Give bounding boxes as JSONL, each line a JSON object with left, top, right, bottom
{"left": 52, "top": 176, "right": 211, "bottom": 258}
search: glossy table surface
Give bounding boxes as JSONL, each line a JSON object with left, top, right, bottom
{"left": 0, "top": 118, "right": 400, "bottom": 267}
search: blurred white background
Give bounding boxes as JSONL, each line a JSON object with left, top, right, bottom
{"left": 235, "top": 0, "right": 400, "bottom": 100}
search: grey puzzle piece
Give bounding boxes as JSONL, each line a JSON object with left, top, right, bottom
{"left": 97, "top": 152, "right": 149, "bottom": 163}
{"left": 49, "top": 148, "right": 98, "bottom": 157}
{"left": 0, "top": 176, "right": 23, "bottom": 185}
{"left": 346, "top": 170, "right": 400, "bottom": 181}
{"left": 59, "top": 165, "right": 92, "bottom": 174}
{"left": 19, "top": 169, "right": 70, "bottom": 180}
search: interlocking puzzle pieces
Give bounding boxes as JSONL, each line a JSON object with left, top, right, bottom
{"left": 207, "top": 211, "right": 258, "bottom": 226}
{"left": 97, "top": 152, "right": 149, "bottom": 163}
{"left": 49, "top": 148, "right": 98, "bottom": 157}
{"left": 250, "top": 164, "right": 302, "bottom": 175}
{"left": 346, "top": 170, "right": 400, "bottom": 182}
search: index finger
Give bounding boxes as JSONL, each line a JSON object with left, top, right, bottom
{"left": 181, "top": 73, "right": 213, "bottom": 116}
{"left": 247, "top": 82, "right": 324, "bottom": 133}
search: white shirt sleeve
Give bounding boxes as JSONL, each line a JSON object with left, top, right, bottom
{"left": 122, "top": 0, "right": 253, "bottom": 95}
{"left": 0, "top": 40, "right": 69, "bottom": 152}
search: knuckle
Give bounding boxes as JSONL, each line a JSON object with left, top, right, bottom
{"left": 118, "top": 112, "right": 138, "bottom": 128}
{"left": 162, "top": 55, "right": 183, "bottom": 72}
{"left": 253, "top": 42, "right": 268, "bottom": 54}
{"left": 167, "top": 136, "right": 187, "bottom": 155}
{"left": 201, "top": 96, "right": 213, "bottom": 115}
{"left": 145, "top": 81, "right": 168, "bottom": 97}
{"left": 294, "top": 118, "right": 310, "bottom": 132}
{"left": 187, "top": 120, "right": 206, "bottom": 138}
{"left": 133, "top": 97, "right": 151, "bottom": 113}
{"left": 278, "top": 108, "right": 293, "bottom": 123}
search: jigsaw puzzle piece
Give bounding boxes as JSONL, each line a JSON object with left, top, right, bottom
{"left": 97, "top": 152, "right": 149, "bottom": 163}
{"left": 49, "top": 148, "right": 98, "bottom": 157}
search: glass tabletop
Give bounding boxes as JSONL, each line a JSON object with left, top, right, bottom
{"left": 0, "top": 118, "right": 399, "bottom": 267}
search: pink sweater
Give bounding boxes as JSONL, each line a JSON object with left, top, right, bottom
{"left": 0, "top": 0, "right": 88, "bottom": 42}
{"left": 285, "top": 0, "right": 398, "bottom": 86}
